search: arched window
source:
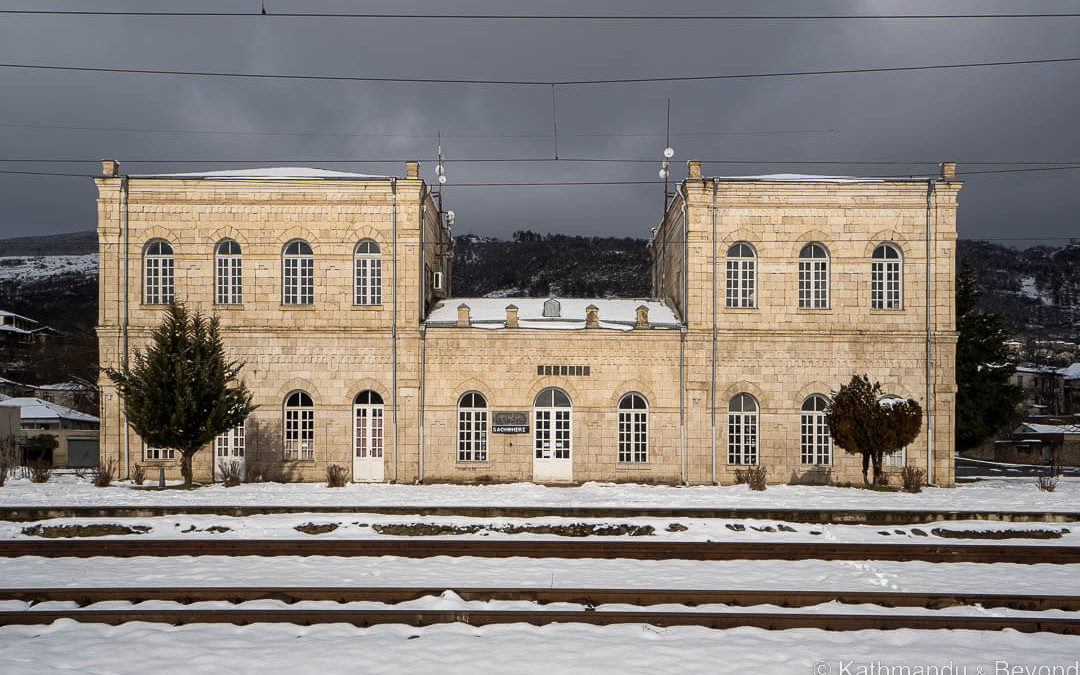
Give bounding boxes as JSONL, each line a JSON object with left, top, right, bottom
{"left": 354, "top": 240, "right": 382, "bottom": 306}
{"left": 871, "top": 243, "right": 902, "bottom": 310}
{"left": 725, "top": 242, "right": 756, "bottom": 308}
{"left": 282, "top": 240, "right": 313, "bottom": 305}
{"left": 283, "top": 390, "right": 314, "bottom": 460}
{"left": 143, "top": 239, "right": 174, "bottom": 305}
{"left": 215, "top": 239, "right": 242, "bottom": 305}
{"left": 458, "top": 392, "right": 488, "bottom": 461}
{"left": 798, "top": 243, "right": 829, "bottom": 309}
{"left": 354, "top": 390, "right": 384, "bottom": 463}
{"left": 727, "top": 393, "right": 759, "bottom": 465}
{"left": 534, "top": 387, "right": 572, "bottom": 460}
{"left": 800, "top": 394, "right": 831, "bottom": 465}
{"left": 617, "top": 393, "right": 648, "bottom": 463}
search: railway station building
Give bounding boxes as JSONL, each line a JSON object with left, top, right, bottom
{"left": 94, "top": 159, "right": 961, "bottom": 486}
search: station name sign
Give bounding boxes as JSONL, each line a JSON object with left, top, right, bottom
{"left": 492, "top": 411, "right": 529, "bottom": 434}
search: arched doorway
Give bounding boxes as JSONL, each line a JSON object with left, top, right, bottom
{"left": 353, "top": 390, "right": 385, "bottom": 482}
{"left": 533, "top": 387, "right": 572, "bottom": 482}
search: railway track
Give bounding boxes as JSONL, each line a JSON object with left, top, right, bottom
{"left": 0, "top": 505, "right": 1075, "bottom": 524}
{"left": 1, "top": 539, "right": 1077, "bottom": 563}
{"left": 2, "top": 586, "right": 1077, "bottom": 611}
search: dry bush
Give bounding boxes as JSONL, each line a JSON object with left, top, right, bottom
{"left": 218, "top": 460, "right": 243, "bottom": 487}
{"left": 326, "top": 464, "right": 348, "bottom": 488}
{"left": 27, "top": 460, "right": 51, "bottom": 483}
{"left": 131, "top": 463, "right": 146, "bottom": 485}
{"left": 1037, "top": 474, "right": 1059, "bottom": 492}
{"left": 901, "top": 466, "right": 925, "bottom": 493}
{"left": 874, "top": 470, "right": 892, "bottom": 487}
{"left": 735, "top": 465, "right": 768, "bottom": 491}
{"left": 92, "top": 459, "right": 116, "bottom": 487}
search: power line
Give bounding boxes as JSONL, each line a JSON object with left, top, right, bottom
{"left": 2, "top": 10, "right": 1079, "bottom": 20}
{"left": 1, "top": 56, "right": 1077, "bottom": 86}
{"left": 0, "top": 121, "right": 840, "bottom": 138}
{"left": 2, "top": 159, "right": 1079, "bottom": 166}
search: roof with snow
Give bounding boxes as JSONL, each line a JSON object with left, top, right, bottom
{"left": 709, "top": 173, "right": 889, "bottom": 183}
{"left": 1016, "top": 365, "right": 1062, "bottom": 374}
{"left": 133, "top": 167, "right": 389, "bottom": 180}
{"left": 1016, "top": 422, "right": 1080, "bottom": 435}
{"left": 425, "top": 298, "right": 679, "bottom": 331}
{"left": 34, "top": 381, "right": 93, "bottom": 391}
{"left": 0, "top": 397, "right": 98, "bottom": 424}
{"left": 0, "top": 310, "right": 38, "bottom": 324}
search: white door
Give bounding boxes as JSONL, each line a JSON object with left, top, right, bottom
{"left": 353, "top": 402, "right": 385, "bottom": 482}
{"left": 214, "top": 425, "right": 245, "bottom": 480}
{"left": 534, "top": 388, "right": 573, "bottom": 482}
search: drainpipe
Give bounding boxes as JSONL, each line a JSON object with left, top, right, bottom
{"left": 679, "top": 325, "right": 687, "bottom": 485}
{"left": 711, "top": 178, "right": 719, "bottom": 485}
{"left": 925, "top": 178, "right": 936, "bottom": 484}
{"left": 418, "top": 324, "right": 426, "bottom": 484}
{"left": 120, "top": 175, "right": 130, "bottom": 479}
{"left": 391, "top": 178, "right": 399, "bottom": 483}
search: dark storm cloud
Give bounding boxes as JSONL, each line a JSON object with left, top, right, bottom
{"left": 0, "top": 0, "right": 1077, "bottom": 244}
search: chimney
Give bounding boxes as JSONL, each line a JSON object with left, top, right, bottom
{"left": 406, "top": 161, "right": 420, "bottom": 179}
{"left": 101, "top": 159, "right": 119, "bottom": 177}
{"left": 543, "top": 298, "right": 561, "bottom": 317}
{"left": 585, "top": 304, "right": 599, "bottom": 328}
{"left": 939, "top": 162, "right": 957, "bottom": 180}
{"left": 687, "top": 160, "right": 702, "bottom": 180}
{"left": 635, "top": 305, "right": 650, "bottom": 328}
{"left": 456, "top": 303, "right": 471, "bottom": 327}
{"left": 505, "top": 304, "right": 519, "bottom": 328}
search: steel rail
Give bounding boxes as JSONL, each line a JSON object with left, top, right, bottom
{"left": 1, "top": 539, "right": 1077, "bottom": 563}
{"left": 0, "top": 608, "right": 1075, "bottom": 634}
{"left": 0, "top": 505, "right": 1075, "bottom": 524}
{"left": 2, "top": 587, "right": 1076, "bottom": 611}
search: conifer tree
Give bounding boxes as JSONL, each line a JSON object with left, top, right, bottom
{"left": 826, "top": 374, "right": 922, "bottom": 485}
{"left": 105, "top": 302, "right": 255, "bottom": 487}
{"left": 955, "top": 258, "right": 1024, "bottom": 451}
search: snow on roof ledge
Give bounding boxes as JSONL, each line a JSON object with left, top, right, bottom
{"left": 133, "top": 167, "right": 390, "bottom": 180}
{"left": 426, "top": 298, "right": 679, "bottom": 330}
{"left": 708, "top": 173, "right": 897, "bottom": 183}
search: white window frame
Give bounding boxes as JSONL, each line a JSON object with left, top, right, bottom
{"left": 354, "top": 240, "right": 382, "bottom": 306}
{"left": 354, "top": 390, "right": 384, "bottom": 460}
{"left": 727, "top": 393, "right": 759, "bottom": 465}
{"left": 798, "top": 243, "right": 829, "bottom": 309}
{"left": 457, "top": 392, "right": 488, "bottom": 461}
{"left": 143, "top": 443, "right": 174, "bottom": 461}
{"left": 871, "top": 243, "right": 903, "bottom": 310}
{"left": 534, "top": 387, "right": 572, "bottom": 460}
{"left": 800, "top": 394, "right": 832, "bottom": 465}
{"left": 617, "top": 393, "right": 648, "bottom": 463}
{"left": 143, "top": 239, "right": 174, "bottom": 305}
{"left": 883, "top": 447, "right": 906, "bottom": 468}
{"left": 282, "top": 240, "right": 313, "bottom": 305}
{"left": 215, "top": 239, "right": 243, "bottom": 305}
{"left": 725, "top": 242, "right": 757, "bottom": 308}
{"left": 215, "top": 424, "right": 245, "bottom": 461}
{"left": 283, "top": 391, "right": 314, "bottom": 461}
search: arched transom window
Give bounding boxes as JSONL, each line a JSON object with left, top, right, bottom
{"left": 458, "top": 392, "right": 488, "bottom": 461}
{"left": 354, "top": 240, "right": 382, "bottom": 306}
{"left": 871, "top": 243, "right": 902, "bottom": 310}
{"left": 800, "top": 394, "right": 832, "bottom": 465}
{"left": 727, "top": 393, "right": 759, "bottom": 465}
{"left": 725, "top": 242, "right": 757, "bottom": 308}
{"left": 143, "top": 239, "right": 174, "bottom": 305}
{"left": 282, "top": 240, "right": 313, "bottom": 305}
{"left": 617, "top": 393, "right": 648, "bottom": 463}
{"left": 283, "top": 391, "right": 314, "bottom": 461}
{"left": 798, "top": 243, "right": 829, "bottom": 309}
{"left": 215, "top": 239, "right": 242, "bottom": 305}
{"left": 534, "top": 387, "right": 572, "bottom": 460}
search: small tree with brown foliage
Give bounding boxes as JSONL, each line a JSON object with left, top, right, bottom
{"left": 826, "top": 374, "right": 923, "bottom": 485}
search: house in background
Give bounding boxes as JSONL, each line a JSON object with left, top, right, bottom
{"left": 29, "top": 381, "right": 98, "bottom": 415}
{"left": 0, "top": 310, "right": 49, "bottom": 346}
{"left": 0, "top": 397, "right": 99, "bottom": 468}
{"left": 1011, "top": 365, "right": 1066, "bottom": 416}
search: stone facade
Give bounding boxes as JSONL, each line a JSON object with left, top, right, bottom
{"left": 95, "top": 160, "right": 960, "bottom": 486}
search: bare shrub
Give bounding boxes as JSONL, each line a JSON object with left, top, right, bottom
{"left": 1037, "top": 474, "right": 1059, "bottom": 493}
{"left": 735, "top": 465, "right": 768, "bottom": 491}
{"left": 874, "top": 471, "right": 892, "bottom": 487}
{"left": 326, "top": 464, "right": 348, "bottom": 488}
{"left": 131, "top": 463, "right": 146, "bottom": 486}
{"left": 218, "top": 460, "right": 243, "bottom": 487}
{"left": 27, "top": 460, "right": 51, "bottom": 483}
{"left": 901, "top": 466, "right": 925, "bottom": 493}
{"left": 92, "top": 459, "right": 116, "bottom": 487}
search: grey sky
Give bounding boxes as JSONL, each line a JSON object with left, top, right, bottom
{"left": 0, "top": 0, "right": 1077, "bottom": 245}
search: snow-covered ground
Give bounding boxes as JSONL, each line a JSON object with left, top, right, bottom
{"left": 3, "top": 512, "right": 1075, "bottom": 544}
{"left": 1, "top": 474, "right": 1077, "bottom": 512}
{"left": 0, "top": 621, "right": 1075, "bottom": 675}
{"left": 0, "top": 254, "right": 96, "bottom": 282}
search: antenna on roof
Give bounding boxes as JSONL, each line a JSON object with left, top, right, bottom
{"left": 659, "top": 99, "right": 675, "bottom": 217}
